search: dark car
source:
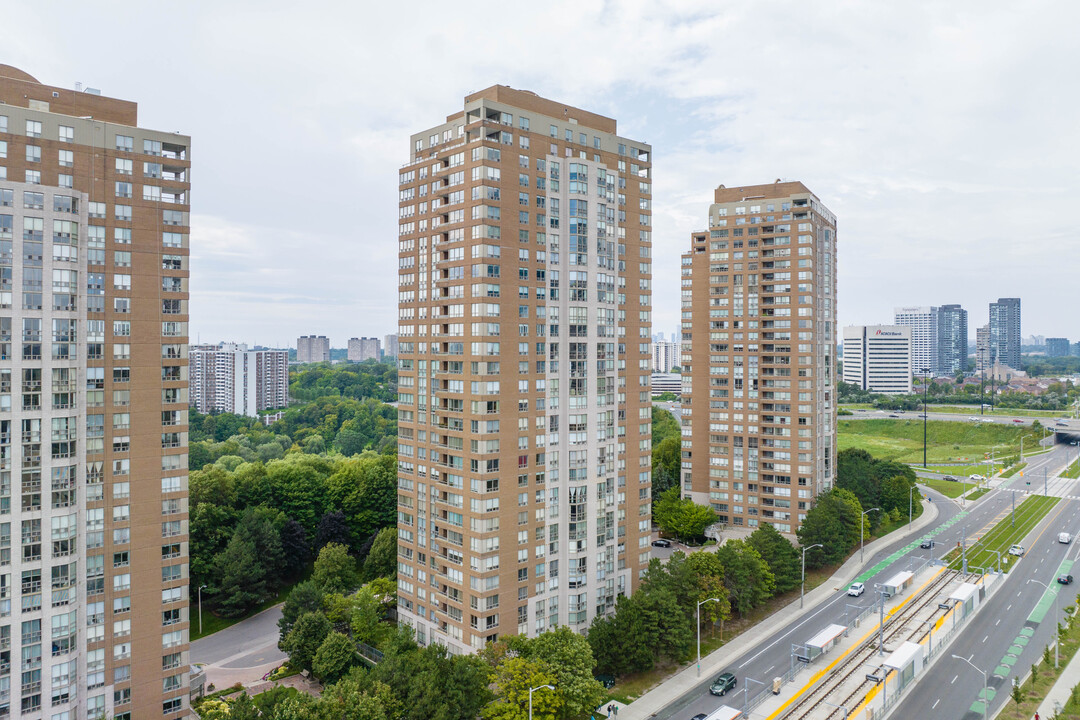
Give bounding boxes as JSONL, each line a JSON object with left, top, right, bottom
{"left": 942, "top": 475, "right": 957, "bottom": 482}
{"left": 1059, "top": 574, "right": 1074, "bottom": 585}
{"left": 691, "top": 715, "right": 708, "bottom": 720}
{"left": 651, "top": 539, "right": 671, "bottom": 548}
{"left": 710, "top": 672, "right": 737, "bottom": 696}
{"left": 920, "top": 539, "right": 936, "bottom": 549}
{"left": 888, "top": 413, "right": 900, "bottom": 418}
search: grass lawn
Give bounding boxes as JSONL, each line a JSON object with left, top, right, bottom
{"left": 190, "top": 579, "right": 297, "bottom": 642}
{"left": 918, "top": 477, "right": 975, "bottom": 498}
{"left": 965, "top": 488, "right": 990, "bottom": 502}
{"left": 922, "top": 463, "right": 1002, "bottom": 477}
{"left": 837, "top": 418, "right": 1038, "bottom": 464}
{"left": 1064, "top": 460, "right": 1080, "bottom": 480}
{"left": 1000, "top": 605, "right": 1080, "bottom": 719}
{"left": 1001, "top": 462, "right": 1028, "bottom": 478}
{"left": 944, "top": 495, "right": 1059, "bottom": 572}
{"left": 923, "top": 406, "right": 1064, "bottom": 418}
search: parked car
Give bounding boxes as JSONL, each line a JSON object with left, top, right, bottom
{"left": 1059, "top": 574, "right": 1074, "bottom": 585}
{"left": 1009, "top": 544, "right": 1025, "bottom": 557}
{"left": 651, "top": 539, "right": 671, "bottom": 548}
{"left": 1012, "top": 418, "right": 1024, "bottom": 424}
{"left": 1059, "top": 533, "right": 1073, "bottom": 544}
{"left": 920, "top": 539, "right": 936, "bottom": 549}
{"left": 847, "top": 582, "right": 865, "bottom": 597}
{"left": 942, "top": 475, "right": 958, "bottom": 482}
{"left": 710, "top": 672, "right": 737, "bottom": 696}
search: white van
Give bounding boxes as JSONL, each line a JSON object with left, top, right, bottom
{"left": 1060, "top": 533, "right": 1072, "bottom": 544}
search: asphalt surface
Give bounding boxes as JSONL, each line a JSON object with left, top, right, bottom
{"left": 653, "top": 443, "right": 1074, "bottom": 720}
{"left": 892, "top": 445, "right": 1079, "bottom": 719}
{"left": 192, "top": 603, "right": 286, "bottom": 683}
{"left": 846, "top": 407, "right": 1080, "bottom": 433}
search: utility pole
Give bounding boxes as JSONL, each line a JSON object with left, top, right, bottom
{"left": 962, "top": 525, "right": 968, "bottom": 575}
{"left": 922, "top": 371, "right": 929, "bottom": 468}
{"left": 878, "top": 587, "right": 887, "bottom": 656}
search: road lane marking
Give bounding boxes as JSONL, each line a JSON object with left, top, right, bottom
{"left": 932, "top": 698, "right": 940, "bottom": 709}
{"left": 951, "top": 675, "right": 958, "bottom": 684}
{"left": 982, "top": 635, "right": 988, "bottom": 643}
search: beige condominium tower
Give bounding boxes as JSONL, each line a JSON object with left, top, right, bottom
{"left": 0, "top": 66, "right": 190, "bottom": 718}
{"left": 396, "top": 86, "right": 653, "bottom": 652}
{"left": 681, "top": 182, "right": 835, "bottom": 534}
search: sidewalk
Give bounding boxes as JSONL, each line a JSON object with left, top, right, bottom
{"left": 619, "top": 496, "right": 941, "bottom": 720}
{"left": 1036, "top": 647, "right": 1080, "bottom": 718}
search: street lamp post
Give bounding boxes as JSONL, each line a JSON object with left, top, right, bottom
{"left": 528, "top": 684, "right": 555, "bottom": 720}
{"left": 951, "top": 654, "right": 988, "bottom": 720}
{"left": 922, "top": 371, "right": 929, "bottom": 468}
{"left": 860, "top": 508, "right": 880, "bottom": 562}
{"left": 1030, "top": 579, "right": 1059, "bottom": 668}
{"left": 801, "top": 544, "right": 823, "bottom": 609}
{"left": 198, "top": 584, "right": 207, "bottom": 636}
{"left": 989, "top": 549, "right": 1002, "bottom": 575}
{"left": 696, "top": 597, "right": 722, "bottom": 677}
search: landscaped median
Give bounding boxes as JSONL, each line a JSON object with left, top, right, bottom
{"left": 918, "top": 476, "right": 974, "bottom": 499}
{"left": 943, "top": 495, "right": 1059, "bottom": 573}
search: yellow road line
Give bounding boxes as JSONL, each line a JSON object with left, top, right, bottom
{"left": 762, "top": 567, "right": 946, "bottom": 720}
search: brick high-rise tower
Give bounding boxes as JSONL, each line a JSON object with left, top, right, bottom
{"left": 395, "top": 86, "right": 653, "bottom": 651}
{"left": 0, "top": 66, "right": 190, "bottom": 718}
{"left": 682, "top": 182, "right": 836, "bottom": 534}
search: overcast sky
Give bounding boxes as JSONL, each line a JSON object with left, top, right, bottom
{"left": 8, "top": 1, "right": 1079, "bottom": 347}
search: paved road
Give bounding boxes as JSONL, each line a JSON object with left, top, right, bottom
{"left": 653, "top": 444, "right": 1072, "bottom": 720}
{"left": 893, "top": 446, "right": 1080, "bottom": 719}
{"left": 192, "top": 603, "right": 286, "bottom": 686}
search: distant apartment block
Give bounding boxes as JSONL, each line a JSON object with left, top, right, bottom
{"left": 651, "top": 339, "right": 680, "bottom": 372}
{"left": 938, "top": 304, "right": 968, "bottom": 375}
{"left": 682, "top": 181, "right": 837, "bottom": 533}
{"left": 893, "top": 307, "right": 938, "bottom": 376}
{"left": 190, "top": 343, "right": 289, "bottom": 416}
{"left": 1046, "top": 338, "right": 1071, "bottom": 358}
{"left": 384, "top": 333, "right": 399, "bottom": 358}
{"left": 842, "top": 325, "right": 913, "bottom": 394}
{"left": 976, "top": 324, "right": 992, "bottom": 372}
{"left": 989, "top": 298, "right": 1021, "bottom": 370}
{"left": 297, "top": 334, "right": 330, "bottom": 363}
{"left": 347, "top": 336, "right": 381, "bottom": 362}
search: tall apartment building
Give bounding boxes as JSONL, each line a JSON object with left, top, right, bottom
{"left": 0, "top": 66, "right": 190, "bottom": 718}
{"left": 842, "top": 326, "right": 912, "bottom": 394}
{"left": 189, "top": 343, "right": 288, "bottom": 416}
{"left": 395, "top": 86, "right": 653, "bottom": 652}
{"left": 650, "top": 339, "right": 680, "bottom": 373}
{"left": 681, "top": 182, "right": 836, "bottom": 533}
{"left": 383, "top": 333, "right": 399, "bottom": 359}
{"left": 893, "top": 306, "right": 939, "bottom": 376}
{"left": 1046, "top": 337, "right": 1070, "bottom": 358}
{"left": 938, "top": 304, "right": 968, "bottom": 375}
{"left": 347, "top": 336, "right": 380, "bottom": 362}
{"left": 975, "top": 324, "right": 992, "bottom": 372}
{"left": 296, "top": 334, "right": 329, "bottom": 363}
{"left": 988, "top": 297, "right": 1021, "bottom": 370}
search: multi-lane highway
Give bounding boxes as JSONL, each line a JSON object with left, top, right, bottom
{"left": 652, "top": 442, "right": 1075, "bottom": 720}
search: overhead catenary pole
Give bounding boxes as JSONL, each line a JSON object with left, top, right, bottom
{"left": 801, "top": 544, "right": 823, "bottom": 609}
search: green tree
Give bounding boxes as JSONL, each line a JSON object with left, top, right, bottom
{"left": 349, "top": 583, "right": 394, "bottom": 648}
{"left": 211, "top": 535, "right": 266, "bottom": 617}
{"left": 797, "top": 489, "right": 865, "bottom": 568}
{"left": 312, "top": 542, "right": 358, "bottom": 594}
{"left": 527, "top": 627, "right": 606, "bottom": 719}
{"left": 316, "top": 674, "right": 399, "bottom": 720}
{"left": 362, "top": 526, "right": 398, "bottom": 582}
{"left": 282, "top": 611, "right": 331, "bottom": 672}
{"left": 483, "top": 657, "right": 560, "bottom": 720}
{"left": 748, "top": 522, "right": 801, "bottom": 594}
{"left": 652, "top": 487, "right": 717, "bottom": 541}
{"left": 716, "top": 539, "right": 776, "bottom": 615}
{"left": 278, "top": 580, "right": 325, "bottom": 644}
{"left": 588, "top": 594, "right": 655, "bottom": 676}
{"left": 312, "top": 631, "right": 357, "bottom": 683}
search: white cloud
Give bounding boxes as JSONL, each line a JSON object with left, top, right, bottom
{"left": 5, "top": 0, "right": 1079, "bottom": 345}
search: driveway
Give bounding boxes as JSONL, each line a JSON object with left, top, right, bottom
{"left": 192, "top": 603, "right": 287, "bottom": 689}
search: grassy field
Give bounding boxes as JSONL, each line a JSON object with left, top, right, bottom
{"left": 837, "top": 418, "right": 1034, "bottom": 464}
{"left": 922, "top": 463, "right": 1001, "bottom": 477}
{"left": 965, "top": 487, "right": 990, "bottom": 502}
{"left": 1064, "top": 460, "right": 1080, "bottom": 480}
{"left": 945, "top": 495, "right": 1059, "bottom": 572}
{"left": 918, "top": 477, "right": 973, "bottom": 498}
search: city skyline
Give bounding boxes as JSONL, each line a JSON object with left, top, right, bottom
{"left": 4, "top": 3, "right": 1080, "bottom": 346}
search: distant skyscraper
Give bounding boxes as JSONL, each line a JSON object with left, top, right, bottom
{"left": 893, "top": 306, "right": 939, "bottom": 375}
{"left": 650, "top": 339, "right": 679, "bottom": 373}
{"left": 384, "top": 333, "right": 399, "bottom": 358}
{"left": 395, "top": 85, "right": 652, "bottom": 651}
{"left": 297, "top": 334, "right": 330, "bottom": 363}
{"left": 683, "top": 181, "right": 837, "bottom": 533}
{"left": 190, "top": 343, "right": 289, "bottom": 416}
{"left": 347, "top": 336, "right": 380, "bottom": 362}
{"left": 975, "top": 324, "right": 992, "bottom": 372}
{"left": 0, "top": 64, "right": 191, "bottom": 718}
{"left": 989, "top": 298, "right": 1021, "bottom": 370}
{"left": 842, "top": 326, "right": 913, "bottom": 394}
{"left": 1046, "top": 338, "right": 1071, "bottom": 358}
{"left": 938, "top": 304, "right": 968, "bottom": 375}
